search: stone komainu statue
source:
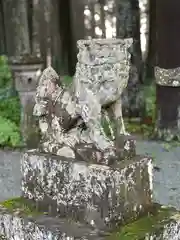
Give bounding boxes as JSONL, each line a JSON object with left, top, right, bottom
{"left": 33, "top": 38, "right": 136, "bottom": 165}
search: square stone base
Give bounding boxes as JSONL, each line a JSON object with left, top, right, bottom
{"left": 21, "top": 150, "right": 153, "bottom": 230}
{"left": 0, "top": 206, "right": 105, "bottom": 240}
{"left": 0, "top": 204, "right": 180, "bottom": 240}
{"left": 109, "top": 204, "right": 180, "bottom": 240}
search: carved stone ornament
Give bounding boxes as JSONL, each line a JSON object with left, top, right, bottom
{"left": 155, "top": 66, "right": 180, "bottom": 87}
{"left": 34, "top": 38, "right": 135, "bottom": 165}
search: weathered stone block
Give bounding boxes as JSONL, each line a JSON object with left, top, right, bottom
{"left": 1, "top": 201, "right": 180, "bottom": 240}
{"left": 109, "top": 204, "right": 180, "bottom": 240}
{"left": 0, "top": 206, "right": 106, "bottom": 239}
{"left": 21, "top": 150, "right": 153, "bottom": 230}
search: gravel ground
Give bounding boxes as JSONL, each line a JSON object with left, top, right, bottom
{"left": 136, "top": 141, "right": 180, "bottom": 210}
{"left": 0, "top": 142, "right": 180, "bottom": 210}
{"left": 0, "top": 150, "right": 22, "bottom": 201}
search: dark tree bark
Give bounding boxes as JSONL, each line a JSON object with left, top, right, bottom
{"left": 31, "top": 0, "right": 62, "bottom": 72}
{"left": 27, "top": 0, "right": 33, "bottom": 54}
{"left": 31, "top": 0, "right": 41, "bottom": 57}
{"left": 0, "top": 0, "right": 6, "bottom": 54}
{"left": 155, "top": 0, "right": 180, "bottom": 141}
{"left": 69, "top": 0, "right": 85, "bottom": 75}
{"left": 99, "top": 0, "right": 106, "bottom": 38}
{"left": 116, "top": 0, "right": 143, "bottom": 118}
{"left": 30, "top": 0, "right": 66, "bottom": 74}
{"left": 89, "top": 2, "right": 96, "bottom": 38}
{"left": 50, "top": 0, "right": 63, "bottom": 74}
{"left": 2, "top": 0, "right": 30, "bottom": 57}
{"left": 146, "top": 0, "right": 156, "bottom": 80}
{"left": 43, "top": 0, "right": 52, "bottom": 67}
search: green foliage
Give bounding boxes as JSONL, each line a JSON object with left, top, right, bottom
{"left": 0, "top": 116, "right": 21, "bottom": 147}
{"left": 0, "top": 56, "right": 12, "bottom": 88}
{"left": 62, "top": 75, "right": 73, "bottom": 87}
{"left": 0, "top": 55, "right": 21, "bottom": 147}
{"left": 107, "top": 206, "right": 175, "bottom": 240}
{"left": 142, "top": 82, "right": 156, "bottom": 125}
{"left": 0, "top": 97, "right": 21, "bottom": 125}
{"left": 125, "top": 119, "right": 154, "bottom": 139}
{"left": 124, "top": 82, "right": 156, "bottom": 139}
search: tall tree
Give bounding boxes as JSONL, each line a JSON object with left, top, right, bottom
{"left": 146, "top": 0, "right": 156, "bottom": 79}
{"left": 155, "top": 0, "right": 180, "bottom": 141}
{"left": 50, "top": 0, "right": 63, "bottom": 74}
{"left": 116, "top": 0, "right": 143, "bottom": 117}
{"left": 69, "top": 0, "right": 85, "bottom": 74}
{"left": 2, "top": 0, "right": 30, "bottom": 57}
{"left": 0, "top": 0, "right": 6, "bottom": 54}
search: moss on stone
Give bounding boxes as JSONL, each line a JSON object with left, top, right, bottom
{"left": 0, "top": 197, "right": 44, "bottom": 217}
{"left": 124, "top": 119, "right": 154, "bottom": 139}
{"left": 107, "top": 205, "right": 177, "bottom": 240}
{"left": 9, "top": 54, "right": 43, "bottom": 65}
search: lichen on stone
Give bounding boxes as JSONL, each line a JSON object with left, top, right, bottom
{"left": 0, "top": 197, "right": 44, "bottom": 217}
{"left": 33, "top": 38, "right": 136, "bottom": 165}
{"left": 107, "top": 205, "right": 179, "bottom": 240}
{"left": 21, "top": 151, "right": 152, "bottom": 230}
{"left": 155, "top": 66, "right": 180, "bottom": 87}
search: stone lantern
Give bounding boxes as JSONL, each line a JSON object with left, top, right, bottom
{"left": 9, "top": 55, "right": 44, "bottom": 148}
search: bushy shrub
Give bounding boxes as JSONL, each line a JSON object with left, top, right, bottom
{"left": 0, "top": 55, "right": 21, "bottom": 147}
{"left": 0, "top": 97, "right": 21, "bottom": 125}
{"left": 0, "top": 55, "right": 12, "bottom": 88}
{"left": 0, "top": 116, "right": 21, "bottom": 147}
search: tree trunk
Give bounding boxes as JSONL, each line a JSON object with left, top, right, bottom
{"left": 99, "top": 0, "right": 106, "bottom": 38}
{"left": 0, "top": 0, "right": 6, "bottom": 54}
{"left": 31, "top": 0, "right": 41, "bottom": 57}
{"left": 50, "top": 0, "right": 63, "bottom": 74}
{"left": 2, "top": 0, "right": 30, "bottom": 57}
{"left": 116, "top": 0, "right": 143, "bottom": 118}
{"left": 146, "top": 0, "right": 156, "bottom": 80}
{"left": 70, "top": 0, "right": 85, "bottom": 75}
{"left": 43, "top": 0, "right": 52, "bottom": 67}
{"left": 89, "top": 2, "right": 96, "bottom": 38}
{"left": 155, "top": 0, "right": 180, "bottom": 141}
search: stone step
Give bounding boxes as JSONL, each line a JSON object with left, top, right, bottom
{"left": 0, "top": 199, "right": 107, "bottom": 240}
{"left": 108, "top": 204, "right": 180, "bottom": 240}
{"left": 21, "top": 150, "right": 153, "bottom": 230}
{"left": 0, "top": 200, "right": 180, "bottom": 240}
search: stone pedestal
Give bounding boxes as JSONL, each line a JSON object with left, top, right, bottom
{"left": 1, "top": 201, "right": 180, "bottom": 239}
{"left": 9, "top": 55, "right": 44, "bottom": 148}
{"left": 0, "top": 205, "right": 106, "bottom": 239}
{"left": 21, "top": 150, "right": 153, "bottom": 230}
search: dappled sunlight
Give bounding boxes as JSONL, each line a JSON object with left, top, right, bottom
{"left": 84, "top": 0, "right": 116, "bottom": 38}
{"left": 83, "top": 0, "right": 149, "bottom": 61}
{"left": 139, "top": 0, "right": 149, "bottom": 61}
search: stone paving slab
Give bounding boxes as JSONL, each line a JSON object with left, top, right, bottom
{"left": 136, "top": 141, "right": 180, "bottom": 210}
{"left": 0, "top": 150, "right": 22, "bottom": 202}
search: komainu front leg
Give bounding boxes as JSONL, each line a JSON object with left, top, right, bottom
{"left": 78, "top": 88, "right": 114, "bottom": 152}
{"left": 111, "top": 98, "right": 136, "bottom": 161}
{"left": 112, "top": 98, "right": 129, "bottom": 137}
